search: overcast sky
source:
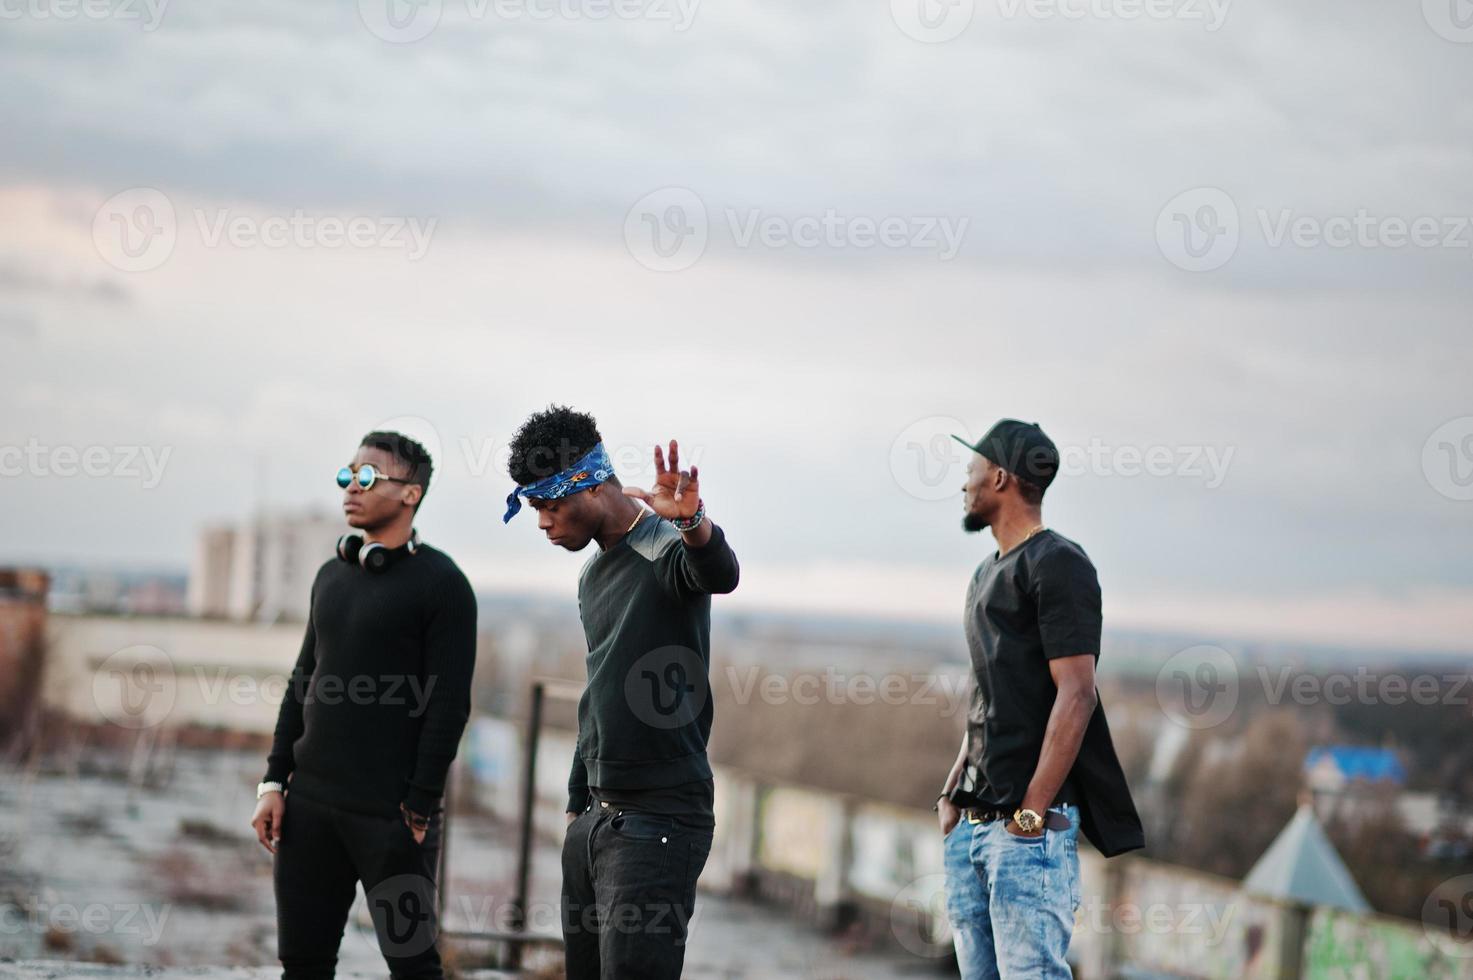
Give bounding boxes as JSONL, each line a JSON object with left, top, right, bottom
{"left": 2, "top": 0, "right": 1470, "bottom": 652}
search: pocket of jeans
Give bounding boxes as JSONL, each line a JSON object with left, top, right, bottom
{"left": 610, "top": 811, "right": 677, "bottom": 843}
{"left": 1065, "top": 835, "right": 1081, "bottom": 912}
{"left": 1000, "top": 823, "right": 1046, "bottom": 844}
{"left": 683, "top": 831, "right": 714, "bottom": 892}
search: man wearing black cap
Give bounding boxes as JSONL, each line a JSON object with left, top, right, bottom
{"left": 934, "top": 419, "right": 1143, "bottom": 979}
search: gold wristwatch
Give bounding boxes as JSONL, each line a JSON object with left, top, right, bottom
{"left": 1013, "top": 807, "right": 1043, "bottom": 833}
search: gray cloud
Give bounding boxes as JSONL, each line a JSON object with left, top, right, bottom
{"left": 0, "top": 0, "right": 1469, "bottom": 647}
{"left": 1, "top": 0, "right": 1468, "bottom": 285}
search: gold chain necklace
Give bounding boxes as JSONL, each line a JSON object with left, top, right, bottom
{"left": 1003, "top": 524, "right": 1046, "bottom": 556}
{"left": 624, "top": 507, "right": 646, "bottom": 534}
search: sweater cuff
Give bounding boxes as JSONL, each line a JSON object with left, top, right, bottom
{"left": 403, "top": 785, "right": 442, "bottom": 817}
{"left": 682, "top": 521, "right": 726, "bottom": 552}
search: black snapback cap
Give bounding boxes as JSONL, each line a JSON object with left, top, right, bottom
{"left": 951, "top": 419, "right": 1060, "bottom": 489}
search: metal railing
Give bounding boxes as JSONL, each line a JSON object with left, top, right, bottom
{"left": 439, "top": 677, "right": 584, "bottom": 969}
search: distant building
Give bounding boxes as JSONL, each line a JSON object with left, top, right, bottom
{"left": 47, "top": 566, "right": 188, "bottom": 616}
{"left": 1397, "top": 790, "right": 1473, "bottom": 859}
{"left": 187, "top": 509, "right": 345, "bottom": 622}
{"left": 1303, "top": 745, "right": 1407, "bottom": 827}
{"left": 1241, "top": 801, "right": 1370, "bottom": 913}
{"left": 0, "top": 568, "right": 49, "bottom": 753}
{"left": 1304, "top": 745, "right": 1408, "bottom": 789}
{"left": 186, "top": 525, "right": 235, "bottom": 618}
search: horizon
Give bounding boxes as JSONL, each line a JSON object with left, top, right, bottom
{"left": 35, "top": 555, "right": 1473, "bottom": 663}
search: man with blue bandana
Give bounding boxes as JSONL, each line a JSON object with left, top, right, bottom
{"left": 504, "top": 405, "right": 740, "bottom": 980}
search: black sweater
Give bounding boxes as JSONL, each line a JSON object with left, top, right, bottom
{"left": 264, "top": 543, "right": 478, "bottom": 817}
{"left": 568, "top": 518, "right": 739, "bottom": 813}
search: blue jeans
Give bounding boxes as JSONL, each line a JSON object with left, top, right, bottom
{"left": 942, "top": 804, "right": 1081, "bottom": 979}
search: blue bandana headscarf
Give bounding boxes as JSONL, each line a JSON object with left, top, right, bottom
{"left": 503, "top": 442, "right": 615, "bottom": 523}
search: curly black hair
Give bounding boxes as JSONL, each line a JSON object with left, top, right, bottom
{"left": 359, "top": 430, "right": 433, "bottom": 506}
{"left": 507, "top": 405, "right": 605, "bottom": 486}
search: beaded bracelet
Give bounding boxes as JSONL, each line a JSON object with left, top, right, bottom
{"left": 669, "top": 499, "right": 706, "bottom": 532}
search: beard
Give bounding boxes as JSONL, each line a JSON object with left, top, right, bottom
{"left": 962, "top": 511, "right": 989, "bottom": 534}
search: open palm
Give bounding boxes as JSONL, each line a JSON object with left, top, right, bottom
{"left": 623, "top": 439, "right": 700, "bottom": 520}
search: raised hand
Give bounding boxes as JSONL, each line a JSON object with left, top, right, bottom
{"left": 623, "top": 439, "right": 701, "bottom": 521}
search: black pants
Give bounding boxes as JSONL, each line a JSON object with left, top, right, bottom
{"left": 274, "top": 791, "right": 444, "bottom": 980}
{"left": 561, "top": 801, "right": 714, "bottom": 980}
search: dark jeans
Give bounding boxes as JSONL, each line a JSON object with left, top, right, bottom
{"left": 274, "top": 791, "right": 444, "bottom": 980}
{"left": 561, "top": 800, "right": 714, "bottom": 980}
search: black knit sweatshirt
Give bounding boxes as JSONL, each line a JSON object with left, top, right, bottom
{"left": 264, "top": 543, "right": 478, "bottom": 817}
{"left": 567, "top": 518, "right": 740, "bottom": 813}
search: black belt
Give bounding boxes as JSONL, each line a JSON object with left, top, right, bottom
{"left": 963, "top": 799, "right": 1075, "bottom": 830}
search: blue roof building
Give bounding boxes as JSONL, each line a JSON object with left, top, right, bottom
{"left": 1303, "top": 746, "right": 1406, "bottom": 787}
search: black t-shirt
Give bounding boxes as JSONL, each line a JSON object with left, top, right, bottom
{"left": 952, "top": 530, "right": 1145, "bottom": 858}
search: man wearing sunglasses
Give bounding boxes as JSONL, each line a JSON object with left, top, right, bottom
{"left": 249, "top": 430, "right": 478, "bottom": 980}
{"left": 503, "top": 405, "right": 739, "bottom": 980}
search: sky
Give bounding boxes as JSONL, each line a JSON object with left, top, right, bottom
{"left": 2, "top": 0, "right": 1471, "bottom": 652}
